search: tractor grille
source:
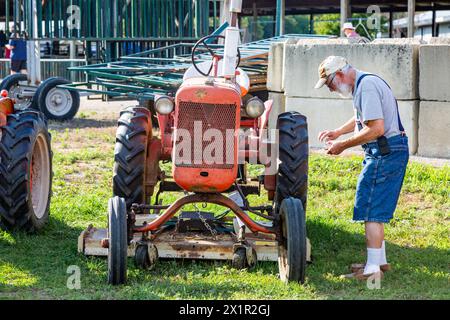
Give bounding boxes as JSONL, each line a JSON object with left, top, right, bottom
{"left": 175, "top": 101, "right": 237, "bottom": 169}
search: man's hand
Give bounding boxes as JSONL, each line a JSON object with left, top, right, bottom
{"left": 326, "top": 140, "right": 347, "bottom": 155}
{"left": 318, "top": 129, "right": 341, "bottom": 143}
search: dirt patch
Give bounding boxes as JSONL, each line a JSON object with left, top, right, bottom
{"left": 63, "top": 160, "right": 110, "bottom": 184}
{"left": 52, "top": 126, "right": 116, "bottom": 153}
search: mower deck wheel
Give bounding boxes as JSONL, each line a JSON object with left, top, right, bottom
{"left": 134, "top": 242, "right": 158, "bottom": 270}
{"left": 278, "top": 197, "right": 307, "bottom": 284}
{"left": 107, "top": 196, "right": 128, "bottom": 285}
{"left": 231, "top": 247, "right": 247, "bottom": 270}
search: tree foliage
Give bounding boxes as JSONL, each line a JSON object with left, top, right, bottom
{"left": 313, "top": 13, "right": 389, "bottom": 39}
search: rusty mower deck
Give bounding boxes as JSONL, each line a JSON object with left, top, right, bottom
{"left": 78, "top": 213, "right": 311, "bottom": 263}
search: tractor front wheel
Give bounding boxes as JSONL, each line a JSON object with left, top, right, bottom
{"left": 0, "top": 110, "right": 52, "bottom": 232}
{"left": 275, "top": 111, "right": 308, "bottom": 212}
{"left": 277, "top": 197, "right": 307, "bottom": 284}
{"left": 113, "top": 107, "right": 152, "bottom": 210}
{"left": 107, "top": 196, "right": 128, "bottom": 285}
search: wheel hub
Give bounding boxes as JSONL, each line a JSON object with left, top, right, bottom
{"left": 9, "top": 84, "right": 32, "bottom": 110}
{"left": 45, "top": 88, "right": 73, "bottom": 116}
{"left": 31, "top": 133, "right": 51, "bottom": 219}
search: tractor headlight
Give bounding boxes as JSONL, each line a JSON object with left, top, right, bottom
{"left": 155, "top": 96, "right": 174, "bottom": 115}
{"left": 245, "top": 97, "right": 265, "bottom": 118}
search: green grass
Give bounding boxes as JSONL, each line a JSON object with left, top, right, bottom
{"left": 0, "top": 125, "right": 449, "bottom": 300}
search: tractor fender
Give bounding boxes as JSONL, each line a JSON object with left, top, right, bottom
{"left": 156, "top": 112, "right": 173, "bottom": 160}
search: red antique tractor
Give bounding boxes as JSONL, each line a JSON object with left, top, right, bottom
{"left": 0, "top": 90, "right": 53, "bottom": 232}
{"left": 106, "top": 5, "right": 308, "bottom": 285}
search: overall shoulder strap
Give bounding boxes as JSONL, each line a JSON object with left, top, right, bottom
{"left": 354, "top": 73, "right": 405, "bottom": 133}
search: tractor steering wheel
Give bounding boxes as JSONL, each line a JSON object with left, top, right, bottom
{"left": 191, "top": 34, "right": 241, "bottom": 77}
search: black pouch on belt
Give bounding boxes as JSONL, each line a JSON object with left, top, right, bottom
{"left": 377, "top": 136, "right": 391, "bottom": 156}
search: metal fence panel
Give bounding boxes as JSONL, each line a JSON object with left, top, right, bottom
{"left": 0, "top": 59, "right": 86, "bottom": 82}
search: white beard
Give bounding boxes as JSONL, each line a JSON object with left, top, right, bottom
{"left": 337, "top": 83, "right": 353, "bottom": 98}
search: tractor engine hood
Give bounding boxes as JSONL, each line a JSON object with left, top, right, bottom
{"left": 172, "top": 77, "right": 242, "bottom": 193}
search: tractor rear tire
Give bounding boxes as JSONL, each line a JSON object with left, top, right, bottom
{"left": 0, "top": 74, "right": 34, "bottom": 111}
{"left": 113, "top": 107, "right": 152, "bottom": 210}
{"left": 275, "top": 111, "right": 308, "bottom": 212}
{"left": 108, "top": 196, "right": 128, "bottom": 285}
{"left": 0, "top": 110, "right": 52, "bottom": 232}
{"left": 33, "top": 77, "right": 80, "bottom": 120}
{"left": 278, "top": 197, "right": 307, "bottom": 284}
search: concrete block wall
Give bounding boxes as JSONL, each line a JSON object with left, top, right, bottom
{"left": 428, "top": 37, "right": 450, "bottom": 44}
{"left": 284, "top": 97, "right": 419, "bottom": 154}
{"left": 283, "top": 42, "right": 420, "bottom": 100}
{"left": 267, "top": 39, "right": 450, "bottom": 158}
{"left": 268, "top": 92, "right": 286, "bottom": 132}
{"left": 417, "top": 44, "right": 450, "bottom": 158}
{"left": 267, "top": 38, "right": 297, "bottom": 93}
{"left": 418, "top": 101, "right": 450, "bottom": 158}
{"left": 267, "top": 42, "right": 285, "bottom": 93}
{"left": 419, "top": 45, "right": 450, "bottom": 101}
{"left": 285, "top": 97, "right": 355, "bottom": 149}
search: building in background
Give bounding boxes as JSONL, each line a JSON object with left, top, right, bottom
{"left": 393, "top": 10, "right": 450, "bottom": 39}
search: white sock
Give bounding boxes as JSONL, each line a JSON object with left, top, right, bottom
{"left": 380, "top": 241, "right": 388, "bottom": 265}
{"left": 364, "top": 248, "right": 382, "bottom": 275}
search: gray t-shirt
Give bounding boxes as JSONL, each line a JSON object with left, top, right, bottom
{"left": 352, "top": 70, "right": 401, "bottom": 141}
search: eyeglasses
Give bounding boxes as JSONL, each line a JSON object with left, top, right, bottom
{"left": 325, "top": 72, "right": 337, "bottom": 87}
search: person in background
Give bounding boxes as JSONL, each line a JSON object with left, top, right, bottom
{"left": 5, "top": 32, "right": 27, "bottom": 74}
{"left": 342, "top": 22, "right": 361, "bottom": 38}
{"left": 0, "top": 30, "right": 7, "bottom": 59}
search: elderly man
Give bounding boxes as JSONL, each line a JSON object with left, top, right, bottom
{"left": 315, "top": 56, "right": 409, "bottom": 280}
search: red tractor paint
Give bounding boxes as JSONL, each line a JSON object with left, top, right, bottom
{"left": 0, "top": 91, "right": 14, "bottom": 127}
{"left": 105, "top": 25, "right": 309, "bottom": 285}
{"left": 172, "top": 78, "right": 242, "bottom": 193}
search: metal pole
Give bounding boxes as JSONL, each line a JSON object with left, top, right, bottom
{"left": 407, "top": 0, "right": 415, "bottom": 38}
{"left": 220, "top": 0, "right": 230, "bottom": 26}
{"left": 340, "top": 0, "right": 350, "bottom": 37}
{"left": 431, "top": 2, "right": 437, "bottom": 37}
{"left": 275, "top": 0, "right": 285, "bottom": 36}
{"left": 389, "top": 8, "right": 393, "bottom": 38}
{"left": 5, "top": 0, "right": 10, "bottom": 33}
{"left": 252, "top": 1, "right": 257, "bottom": 41}
{"left": 28, "top": 0, "right": 41, "bottom": 85}
{"left": 14, "top": 0, "right": 20, "bottom": 33}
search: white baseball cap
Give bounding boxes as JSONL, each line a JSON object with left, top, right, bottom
{"left": 342, "top": 22, "right": 355, "bottom": 31}
{"left": 314, "top": 56, "right": 348, "bottom": 89}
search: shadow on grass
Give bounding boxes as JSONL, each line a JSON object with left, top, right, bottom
{"left": 305, "top": 219, "right": 450, "bottom": 299}
{"left": 48, "top": 118, "right": 118, "bottom": 131}
{"left": 0, "top": 215, "right": 448, "bottom": 299}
